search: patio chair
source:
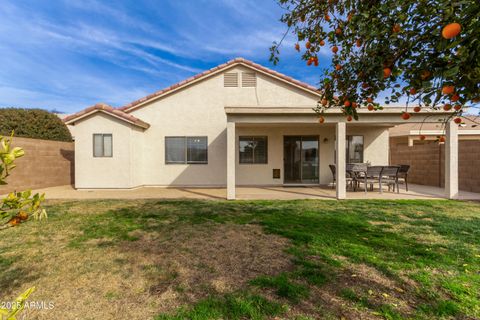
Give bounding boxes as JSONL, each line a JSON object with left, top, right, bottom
{"left": 329, "top": 164, "right": 336, "bottom": 189}
{"left": 357, "top": 165, "right": 383, "bottom": 193}
{"left": 382, "top": 166, "right": 401, "bottom": 193}
{"left": 397, "top": 165, "right": 410, "bottom": 191}
{"left": 350, "top": 163, "right": 368, "bottom": 193}
{"left": 329, "top": 164, "right": 354, "bottom": 189}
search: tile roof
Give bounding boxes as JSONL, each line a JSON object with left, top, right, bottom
{"left": 63, "top": 103, "right": 150, "bottom": 129}
{"left": 120, "top": 57, "right": 321, "bottom": 111}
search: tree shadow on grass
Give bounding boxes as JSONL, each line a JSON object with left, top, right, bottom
{"left": 0, "top": 253, "right": 40, "bottom": 296}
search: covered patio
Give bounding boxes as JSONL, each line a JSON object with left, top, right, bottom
{"left": 226, "top": 106, "right": 459, "bottom": 200}
{"left": 21, "top": 183, "right": 480, "bottom": 200}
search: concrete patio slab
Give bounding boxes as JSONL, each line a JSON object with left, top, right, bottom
{"left": 10, "top": 184, "right": 480, "bottom": 201}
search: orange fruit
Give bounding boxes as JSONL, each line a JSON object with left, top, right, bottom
{"left": 409, "top": 88, "right": 417, "bottom": 95}
{"left": 335, "top": 28, "right": 342, "bottom": 35}
{"left": 344, "top": 100, "right": 351, "bottom": 107}
{"left": 367, "top": 104, "right": 374, "bottom": 111}
{"left": 454, "top": 117, "right": 462, "bottom": 124}
{"left": 442, "top": 23, "right": 461, "bottom": 39}
{"left": 18, "top": 211, "right": 28, "bottom": 221}
{"left": 335, "top": 64, "right": 342, "bottom": 71}
{"left": 442, "top": 85, "right": 455, "bottom": 95}
{"left": 321, "top": 99, "right": 328, "bottom": 106}
{"left": 314, "top": 59, "right": 319, "bottom": 67}
{"left": 319, "top": 40, "right": 325, "bottom": 46}
{"left": 393, "top": 24, "right": 401, "bottom": 33}
{"left": 367, "top": 97, "right": 373, "bottom": 103}
{"left": 325, "top": 14, "right": 331, "bottom": 22}
{"left": 346, "top": 115, "right": 353, "bottom": 121}
{"left": 295, "top": 43, "right": 300, "bottom": 51}
{"left": 439, "top": 136, "right": 446, "bottom": 143}
{"left": 352, "top": 102, "right": 357, "bottom": 108}
{"left": 413, "top": 106, "right": 421, "bottom": 113}
{"left": 318, "top": 116, "right": 325, "bottom": 123}
{"left": 305, "top": 41, "right": 311, "bottom": 49}
{"left": 8, "top": 217, "right": 20, "bottom": 226}
{"left": 307, "top": 59, "right": 313, "bottom": 66}
{"left": 362, "top": 82, "right": 369, "bottom": 89}
{"left": 443, "top": 104, "right": 452, "bottom": 111}
{"left": 332, "top": 46, "right": 338, "bottom": 54}
{"left": 402, "top": 112, "right": 411, "bottom": 120}
{"left": 383, "top": 67, "right": 392, "bottom": 78}
{"left": 451, "top": 94, "right": 460, "bottom": 102}
{"left": 356, "top": 39, "right": 362, "bottom": 47}
{"left": 454, "top": 104, "right": 462, "bottom": 111}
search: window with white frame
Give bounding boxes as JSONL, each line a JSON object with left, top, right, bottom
{"left": 165, "top": 136, "right": 208, "bottom": 164}
{"left": 93, "top": 134, "right": 113, "bottom": 157}
{"left": 239, "top": 136, "right": 268, "bottom": 164}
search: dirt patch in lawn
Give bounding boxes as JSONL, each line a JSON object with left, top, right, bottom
{"left": 2, "top": 221, "right": 292, "bottom": 320}
{"left": 126, "top": 223, "right": 293, "bottom": 311}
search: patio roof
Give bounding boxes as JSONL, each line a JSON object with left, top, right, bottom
{"left": 225, "top": 106, "right": 455, "bottom": 124}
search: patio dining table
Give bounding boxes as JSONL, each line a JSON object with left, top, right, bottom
{"left": 346, "top": 164, "right": 401, "bottom": 194}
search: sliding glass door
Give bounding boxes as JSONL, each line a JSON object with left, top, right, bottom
{"left": 283, "top": 136, "right": 319, "bottom": 184}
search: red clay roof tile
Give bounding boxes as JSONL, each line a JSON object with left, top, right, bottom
{"left": 63, "top": 103, "right": 150, "bottom": 129}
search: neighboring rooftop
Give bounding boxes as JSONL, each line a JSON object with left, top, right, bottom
{"left": 390, "top": 115, "right": 480, "bottom": 137}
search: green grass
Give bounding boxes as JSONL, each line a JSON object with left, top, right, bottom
{"left": 154, "top": 293, "right": 286, "bottom": 320}
{"left": 250, "top": 273, "right": 309, "bottom": 303}
{"left": 4, "top": 199, "right": 480, "bottom": 319}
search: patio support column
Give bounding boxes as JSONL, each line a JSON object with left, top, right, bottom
{"left": 336, "top": 122, "right": 346, "bottom": 199}
{"left": 227, "top": 121, "right": 236, "bottom": 200}
{"left": 445, "top": 120, "right": 458, "bottom": 199}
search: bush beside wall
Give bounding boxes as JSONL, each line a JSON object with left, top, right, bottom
{"left": 0, "top": 108, "right": 72, "bottom": 142}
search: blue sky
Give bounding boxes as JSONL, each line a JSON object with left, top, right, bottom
{"left": 0, "top": 0, "right": 332, "bottom": 113}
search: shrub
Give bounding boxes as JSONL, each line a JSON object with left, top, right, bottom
{"left": 0, "top": 108, "right": 72, "bottom": 142}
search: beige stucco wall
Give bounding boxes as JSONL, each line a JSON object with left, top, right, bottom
{"left": 72, "top": 113, "right": 141, "bottom": 188}
{"left": 70, "top": 64, "right": 389, "bottom": 188}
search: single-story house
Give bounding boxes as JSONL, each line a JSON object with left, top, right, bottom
{"left": 64, "top": 58, "right": 458, "bottom": 199}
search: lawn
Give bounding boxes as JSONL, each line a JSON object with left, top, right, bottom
{"left": 1, "top": 199, "right": 479, "bottom": 319}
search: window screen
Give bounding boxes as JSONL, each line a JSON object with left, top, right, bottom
{"left": 165, "top": 136, "right": 208, "bottom": 164}
{"left": 239, "top": 136, "right": 268, "bottom": 164}
{"left": 93, "top": 134, "right": 112, "bottom": 157}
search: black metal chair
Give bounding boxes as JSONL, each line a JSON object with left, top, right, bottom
{"left": 358, "top": 165, "right": 384, "bottom": 192}
{"left": 350, "top": 163, "right": 368, "bottom": 193}
{"left": 329, "top": 164, "right": 336, "bottom": 189}
{"left": 329, "top": 164, "right": 354, "bottom": 189}
{"left": 382, "top": 166, "right": 401, "bottom": 193}
{"left": 397, "top": 165, "right": 410, "bottom": 191}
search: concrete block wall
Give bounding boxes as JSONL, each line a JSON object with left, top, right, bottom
{"left": 390, "top": 137, "right": 480, "bottom": 193}
{"left": 0, "top": 137, "right": 74, "bottom": 194}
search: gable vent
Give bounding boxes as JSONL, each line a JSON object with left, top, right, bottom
{"left": 224, "top": 72, "right": 238, "bottom": 87}
{"left": 242, "top": 72, "right": 257, "bottom": 87}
